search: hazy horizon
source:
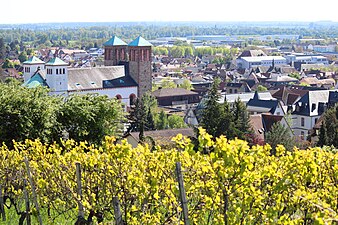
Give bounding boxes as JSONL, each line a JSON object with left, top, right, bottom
{"left": 1, "top": 0, "right": 338, "bottom": 25}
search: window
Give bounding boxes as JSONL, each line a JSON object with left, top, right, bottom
{"left": 301, "top": 117, "right": 305, "bottom": 127}
{"left": 56, "top": 69, "right": 58, "bottom": 74}
{"left": 234, "top": 89, "right": 238, "bottom": 94}
{"left": 301, "top": 131, "right": 305, "bottom": 140}
{"left": 63, "top": 68, "right": 65, "bottom": 74}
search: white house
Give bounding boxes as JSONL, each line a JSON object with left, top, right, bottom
{"left": 291, "top": 90, "right": 338, "bottom": 140}
{"left": 237, "top": 56, "right": 287, "bottom": 69}
{"left": 285, "top": 54, "right": 328, "bottom": 65}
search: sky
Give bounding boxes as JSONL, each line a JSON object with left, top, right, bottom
{"left": 1, "top": 0, "right": 338, "bottom": 24}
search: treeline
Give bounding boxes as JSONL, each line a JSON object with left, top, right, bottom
{"left": 1, "top": 24, "right": 338, "bottom": 48}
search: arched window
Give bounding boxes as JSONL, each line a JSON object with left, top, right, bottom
{"left": 129, "top": 94, "right": 136, "bottom": 106}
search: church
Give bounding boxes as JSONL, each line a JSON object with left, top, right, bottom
{"left": 23, "top": 36, "right": 152, "bottom": 109}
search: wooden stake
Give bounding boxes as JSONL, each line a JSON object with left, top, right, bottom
{"left": 176, "top": 162, "right": 189, "bottom": 225}
{"left": 23, "top": 179, "right": 31, "bottom": 225}
{"left": 0, "top": 184, "right": 6, "bottom": 221}
{"left": 112, "top": 197, "right": 123, "bottom": 225}
{"left": 24, "top": 157, "right": 43, "bottom": 225}
{"left": 76, "top": 162, "right": 85, "bottom": 218}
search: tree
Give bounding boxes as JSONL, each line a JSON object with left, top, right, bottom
{"left": 265, "top": 121, "right": 295, "bottom": 154}
{"left": 0, "top": 83, "right": 62, "bottom": 147}
{"left": 200, "top": 78, "right": 225, "bottom": 138}
{"left": 156, "top": 110, "right": 168, "bottom": 130}
{"left": 168, "top": 114, "right": 187, "bottom": 129}
{"left": 2, "top": 59, "right": 14, "bottom": 68}
{"left": 170, "top": 46, "right": 185, "bottom": 58}
{"left": 18, "top": 51, "right": 28, "bottom": 63}
{"left": 0, "top": 38, "right": 5, "bottom": 59}
{"left": 161, "top": 77, "right": 177, "bottom": 89}
{"left": 57, "top": 94, "right": 125, "bottom": 145}
{"left": 257, "top": 85, "right": 268, "bottom": 92}
{"left": 179, "top": 79, "right": 192, "bottom": 90}
{"left": 317, "top": 105, "right": 338, "bottom": 147}
{"left": 232, "top": 98, "right": 253, "bottom": 140}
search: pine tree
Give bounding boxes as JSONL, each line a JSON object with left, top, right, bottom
{"left": 200, "top": 78, "right": 224, "bottom": 137}
{"left": 318, "top": 105, "right": 338, "bottom": 147}
{"left": 156, "top": 110, "right": 168, "bottom": 130}
{"left": 232, "top": 98, "right": 253, "bottom": 140}
{"left": 265, "top": 121, "right": 294, "bottom": 154}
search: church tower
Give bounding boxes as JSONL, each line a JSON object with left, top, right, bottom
{"left": 23, "top": 56, "right": 45, "bottom": 82}
{"left": 45, "top": 57, "right": 68, "bottom": 93}
{"left": 128, "top": 36, "right": 152, "bottom": 97}
{"left": 103, "top": 36, "right": 127, "bottom": 66}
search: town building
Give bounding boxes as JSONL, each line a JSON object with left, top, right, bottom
{"left": 237, "top": 56, "right": 288, "bottom": 69}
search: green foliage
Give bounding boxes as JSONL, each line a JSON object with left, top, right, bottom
{"left": 318, "top": 105, "right": 338, "bottom": 147}
{"left": 200, "top": 79, "right": 252, "bottom": 141}
{"left": 265, "top": 121, "right": 295, "bottom": 154}
{"left": 0, "top": 82, "right": 125, "bottom": 147}
{"left": 2, "top": 58, "right": 15, "bottom": 68}
{"left": 57, "top": 94, "right": 125, "bottom": 145}
{"left": 232, "top": 98, "right": 253, "bottom": 140}
{"left": 0, "top": 83, "right": 62, "bottom": 146}
{"left": 155, "top": 110, "right": 169, "bottom": 130}
{"left": 178, "top": 79, "right": 192, "bottom": 90}
{"left": 168, "top": 114, "right": 187, "bottom": 129}
{"left": 289, "top": 72, "right": 301, "bottom": 80}
{"left": 256, "top": 84, "right": 268, "bottom": 92}
{"left": 18, "top": 51, "right": 28, "bottom": 63}
{"left": 160, "top": 77, "right": 177, "bottom": 89}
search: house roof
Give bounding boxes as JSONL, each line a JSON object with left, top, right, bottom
{"left": 67, "top": 66, "right": 126, "bottom": 91}
{"left": 220, "top": 91, "right": 274, "bottom": 104}
{"left": 23, "top": 70, "right": 48, "bottom": 88}
{"left": 241, "top": 56, "right": 286, "bottom": 62}
{"left": 129, "top": 128, "right": 195, "bottom": 144}
{"left": 239, "top": 50, "right": 267, "bottom": 58}
{"left": 103, "top": 36, "right": 127, "bottom": 46}
{"left": 293, "top": 90, "right": 332, "bottom": 116}
{"left": 46, "top": 57, "right": 68, "bottom": 66}
{"left": 128, "top": 36, "right": 152, "bottom": 47}
{"left": 249, "top": 114, "right": 265, "bottom": 140}
{"left": 261, "top": 114, "right": 284, "bottom": 132}
{"left": 23, "top": 56, "right": 45, "bottom": 65}
{"left": 152, "top": 88, "right": 198, "bottom": 98}
{"left": 266, "top": 75, "right": 299, "bottom": 83}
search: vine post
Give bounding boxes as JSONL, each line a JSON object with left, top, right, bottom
{"left": 24, "top": 157, "right": 43, "bottom": 225}
{"left": 0, "top": 184, "right": 5, "bottom": 221}
{"left": 175, "top": 162, "right": 189, "bottom": 225}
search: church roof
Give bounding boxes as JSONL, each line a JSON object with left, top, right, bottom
{"left": 128, "top": 36, "right": 152, "bottom": 47}
{"left": 23, "top": 70, "right": 48, "bottom": 88}
{"left": 23, "top": 56, "right": 45, "bottom": 65}
{"left": 46, "top": 57, "right": 68, "bottom": 66}
{"left": 67, "top": 66, "right": 128, "bottom": 91}
{"left": 103, "top": 36, "right": 127, "bottom": 46}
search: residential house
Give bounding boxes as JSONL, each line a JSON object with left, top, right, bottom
{"left": 250, "top": 113, "right": 293, "bottom": 143}
{"left": 123, "top": 128, "right": 195, "bottom": 148}
{"left": 299, "top": 77, "right": 336, "bottom": 89}
{"left": 291, "top": 90, "right": 338, "bottom": 140}
{"left": 246, "top": 91, "right": 285, "bottom": 116}
{"left": 225, "top": 82, "right": 251, "bottom": 94}
{"left": 264, "top": 74, "right": 299, "bottom": 87}
{"left": 152, "top": 87, "right": 200, "bottom": 109}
